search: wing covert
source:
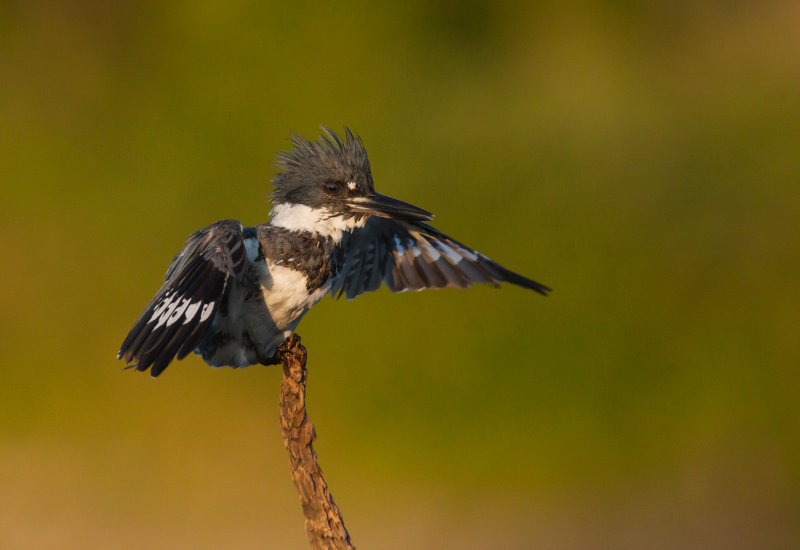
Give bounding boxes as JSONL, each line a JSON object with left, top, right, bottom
{"left": 118, "top": 220, "right": 249, "bottom": 376}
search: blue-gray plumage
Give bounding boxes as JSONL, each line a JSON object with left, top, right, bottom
{"left": 118, "top": 127, "right": 550, "bottom": 376}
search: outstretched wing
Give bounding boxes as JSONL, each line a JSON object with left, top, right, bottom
{"left": 118, "top": 220, "right": 249, "bottom": 376}
{"left": 331, "top": 218, "right": 550, "bottom": 300}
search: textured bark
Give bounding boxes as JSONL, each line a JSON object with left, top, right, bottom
{"left": 277, "top": 335, "right": 355, "bottom": 550}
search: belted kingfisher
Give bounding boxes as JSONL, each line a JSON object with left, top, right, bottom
{"left": 118, "top": 127, "right": 550, "bottom": 376}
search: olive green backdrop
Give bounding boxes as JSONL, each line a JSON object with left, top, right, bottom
{"left": 1, "top": 1, "right": 798, "bottom": 548}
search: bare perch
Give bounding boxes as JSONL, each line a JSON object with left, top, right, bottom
{"left": 276, "top": 335, "right": 355, "bottom": 550}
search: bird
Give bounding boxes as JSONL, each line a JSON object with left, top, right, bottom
{"left": 118, "top": 127, "right": 550, "bottom": 376}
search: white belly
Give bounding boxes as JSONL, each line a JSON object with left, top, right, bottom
{"left": 198, "top": 260, "right": 331, "bottom": 368}
{"left": 261, "top": 263, "right": 331, "bottom": 331}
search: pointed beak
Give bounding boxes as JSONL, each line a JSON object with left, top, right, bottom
{"left": 348, "top": 193, "right": 433, "bottom": 221}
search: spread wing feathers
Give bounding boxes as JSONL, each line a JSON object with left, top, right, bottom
{"left": 118, "top": 220, "right": 249, "bottom": 376}
{"left": 331, "top": 218, "right": 550, "bottom": 300}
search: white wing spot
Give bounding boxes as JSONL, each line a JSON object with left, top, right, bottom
{"left": 461, "top": 248, "right": 479, "bottom": 261}
{"left": 438, "top": 243, "right": 465, "bottom": 264}
{"left": 166, "top": 297, "right": 190, "bottom": 326}
{"left": 147, "top": 292, "right": 173, "bottom": 323}
{"left": 419, "top": 242, "right": 441, "bottom": 261}
{"left": 200, "top": 301, "right": 215, "bottom": 322}
{"left": 183, "top": 300, "right": 201, "bottom": 324}
{"left": 155, "top": 298, "right": 179, "bottom": 329}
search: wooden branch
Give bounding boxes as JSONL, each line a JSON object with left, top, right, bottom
{"left": 277, "top": 335, "right": 355, "bottom": 550}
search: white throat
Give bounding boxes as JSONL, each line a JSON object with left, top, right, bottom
{"left": 270, "top": 203, "right": 366, "bottom": 240}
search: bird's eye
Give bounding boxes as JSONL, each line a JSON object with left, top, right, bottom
{"left": 323, "top": 181, "right": 343, "bottom": 195}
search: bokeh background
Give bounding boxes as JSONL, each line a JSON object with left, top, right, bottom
{"left": 1, "top": 1, "right": 799, "bottom": 548}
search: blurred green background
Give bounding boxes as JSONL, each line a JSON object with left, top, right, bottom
{"left": 1, "top": 1, "right": 799, "bottom": 548}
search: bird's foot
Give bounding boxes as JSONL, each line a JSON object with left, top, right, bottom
{"left": 259, "top": 334, "right": 303, "bottom": 366}
{"left": 258, "top": 353, "right": 281, "bottom": 366}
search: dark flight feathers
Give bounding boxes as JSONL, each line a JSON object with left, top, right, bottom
{"left": 119, "top": 216, "right": 549, "bottom": 376}
{"left": 118, "top": 220, "right": 248, "bottom": 376}
{"left": 331, "top": 218, "right": 551, "bottom": 300}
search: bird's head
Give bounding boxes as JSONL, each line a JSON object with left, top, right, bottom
{"left": 270, "top": 127, "right": 432, "bottom": 239}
